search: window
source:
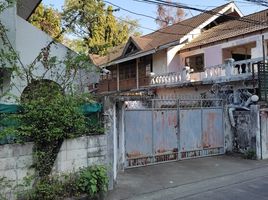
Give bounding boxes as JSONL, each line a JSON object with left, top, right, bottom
{"left": 139, "top": 55, "right": 152, "bottom": 77}
{"left": 119, "top": 60, "right": 136, "bottom": 80}
{"left": 185, "top": 54, "right": 204, "bottom": 72}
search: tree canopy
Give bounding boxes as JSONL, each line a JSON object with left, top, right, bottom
{"left": 29, "top": 0, "right": 141, "bottom": 55}
{"left": 29, "top": 3, "right": 62, "bottom": 42}
{"left": 62, "top": 0, "right": 140, "bottom": 55}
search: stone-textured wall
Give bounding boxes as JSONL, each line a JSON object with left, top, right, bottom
{"left": 0, "top": 135, "right": 107, "bottom": 198}
{"left": 53, "top": 135, "right": 107, "bottom": 173}
{"left": 0, "top": 143, "right": 34, "bottom": 186}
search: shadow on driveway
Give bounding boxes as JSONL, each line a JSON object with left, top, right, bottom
{"left": 105, "top": 155, "right": 268, "bottom": 200}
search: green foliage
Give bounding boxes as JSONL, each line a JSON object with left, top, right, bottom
{"left": 77, "top": 166, "right": 108, "bottom": 197}
{"left": 62, "top": 0, "right": 140, "bottom": 55}
{"left": 0, "top": 176, "right": 14, "bottom": 200}
{"left": 243, "top": 149, "right": 256, "bottom": 160}
{"left": 21, "top": 166, "right": 108, "bottom": 200}
{"left": 29, "top": 3, "right": 62, "bottom": 42}
{"left": 16, "top": 91, "right": 88, "bottom": 177}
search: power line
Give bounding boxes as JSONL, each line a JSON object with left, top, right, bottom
{"left": 239, "top": 0, "right": 268, "bottom": 7}
{"left": 103, "top": 0, "right": 196, "bottom": 29}
{"left": 134, "top": 0, "right": 268, "bottom": 25}
{"left": 116, "top": 16, "right": 198, "bottom": 36}
{"left": 105, "top": 0, "right": 265, "bottom": 35}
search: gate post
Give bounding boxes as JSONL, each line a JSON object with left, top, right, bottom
{"left": 152, "top": 99, "right": 155, "bottom": 163}
{"left": 250, "top": 105, "right": 261, "bottom": 159}
{"left": 177, "top": 99, "right": 181, "bottom": 160}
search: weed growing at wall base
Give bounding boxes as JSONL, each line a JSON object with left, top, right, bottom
{"left": 19, "top": 166, "right": 108, "bottom": 200}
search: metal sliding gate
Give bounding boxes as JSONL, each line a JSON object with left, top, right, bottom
{"left": 124, "top": 99, "right": 224, "bottom": 168}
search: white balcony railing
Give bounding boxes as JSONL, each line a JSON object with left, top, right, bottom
{"left": 150, "top": 57, "right": 264, "bottom": 86}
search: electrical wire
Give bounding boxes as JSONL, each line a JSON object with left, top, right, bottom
{"left": 134, "top": 0, "right": 268, "bottom": 25}
{"left": 105, "top": 0, "right": 268, "bottom": 35}
{"left": 239, "top": 0, "right": 268, "bottom": 7}
{"left": 116, "top": 16, "right": 197, "bottom": 36}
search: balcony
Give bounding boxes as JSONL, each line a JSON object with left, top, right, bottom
{"left": 150, "top": 57, "right": 263, "bottom": 86}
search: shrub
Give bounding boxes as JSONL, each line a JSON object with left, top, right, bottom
{"left": 20, "top": 166, "right": 108, "bottom": 200}
{"left": 243, "top": 149, "right": 256, "bottom": 160}
{"left": 77, "top": 166, "right": 108, "bottom": 198}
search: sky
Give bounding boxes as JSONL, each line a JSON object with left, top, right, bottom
{"left": 42, "top": 0, "right": 267, "bottom": 35}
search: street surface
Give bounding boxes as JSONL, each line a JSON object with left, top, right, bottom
{"left": 105, "top": 156, "right": 268, "bottom": 200}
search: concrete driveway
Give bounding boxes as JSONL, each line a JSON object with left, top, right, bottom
{"left": 105, "top": 155, "right": 268, "bottom": 200}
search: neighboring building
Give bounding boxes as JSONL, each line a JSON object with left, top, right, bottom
{"left": 92, "top": 2, "right": 268, "bottom": 180}
{"left": 91, "top": 2, "right": 268, "bottom": 100}
{"left": 0, "top": 0, "right": 93, "bottom": 104}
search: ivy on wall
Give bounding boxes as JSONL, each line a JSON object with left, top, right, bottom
{"left": 0, "top": 1, "right": 107, "bottom": 199}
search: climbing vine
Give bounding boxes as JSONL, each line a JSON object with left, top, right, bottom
{"left": 0, "top": 0, "right": 102, "bottom": 184}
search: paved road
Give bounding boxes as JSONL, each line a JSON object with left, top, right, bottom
{"left": 105, "top": 156, "right": 268, "bottom": 200}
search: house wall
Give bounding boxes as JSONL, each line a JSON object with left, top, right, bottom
{"left": 153, "top": 49, "right": 167, "bottom": 74}
{"left": 7, "top": 16, "right": 73, "bottom": 102}
{"left": 0, "top": 1, "right": 16, "bottom": 47}
{"left": 167, "top": 45, "right": 182, "bottom": 72}
{"left": 178, "top": 33, "right": 268, "bottom": 70}
{"left": 0, "top": 135, "right": 108, "bottom": 199}
{"left": 1, "top": 5, "right": 94, "bottom": 103}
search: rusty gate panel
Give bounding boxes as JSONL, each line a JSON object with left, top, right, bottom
{"left": 124, "top": 99, "right": 224, "bottom": 168}
{"left": 125, "top": 110, "right": 153, "bottom": 167}
{"left": 179, "top": 110, "right": 202, "bottom": 154}
{"left": 202, "top": 109, "right": 224, "bottom": 149}
{"left": 153, "top": 110, "right": 178, "bottom": 162}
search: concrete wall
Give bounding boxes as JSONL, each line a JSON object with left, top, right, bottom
{"left": 260, "top": 109, "right": 268, "bottom": 159}
{"left": 0, "top": 5, "right": 96, "bottom": 103}
{"left": 0, "top": 135, "right": 107, "bottom": 198}
{"left": 153, "top": 50, "right": 167, "bottom": 74}
{"left": 102, "top": 96, "right": 116, "bottom": 189}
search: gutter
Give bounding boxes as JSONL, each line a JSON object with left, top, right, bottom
{"left": 100, "top": 49, "right": 156, "bottom": 68}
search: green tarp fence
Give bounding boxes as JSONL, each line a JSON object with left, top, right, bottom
{"left": 81, "top": 103, "right": 102, "bottom": 114}
{"left": 0, "top": 104, "right": 21, "bottom": 145}
{"left": 0, "top": 103, "right": 22, "bottom": 114}
{"left": 0, "top": 103, "right": 102, "bottom": 114}
{"left": 0, "top": 102, "right": 102, "bottom": 145}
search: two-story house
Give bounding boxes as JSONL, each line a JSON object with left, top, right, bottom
{"left": 91, "top": 2, "right": 268, "bottom": 101}
{"left": 92, "top": 2, "right": 268, "bottom": 173}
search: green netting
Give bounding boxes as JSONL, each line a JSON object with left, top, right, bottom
{"left": 0, "top": 103, "right": 103, "bottom": 145}
{"left": 0, "top": 104, "right": 21, "bottom": 114}
{"left": 81, "top": 103, "right": 102, "bottom": 114}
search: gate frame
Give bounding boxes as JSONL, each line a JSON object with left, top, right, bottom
{"left": 124, "top": 98, "right": 225, "bottom": 168}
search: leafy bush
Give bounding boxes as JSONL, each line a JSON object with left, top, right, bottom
{"left": 243, "top": 149, "right": 256, "bottom": 160}
{"left": 77, "top": 166, "right": 108, "bottom": 198}
{"left": 21, "top": 166, "right": 108, "bottom": 200}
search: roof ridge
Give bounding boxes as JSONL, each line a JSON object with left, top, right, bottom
{"left": 141, "top": 2, "right": 232, "bottom": 38}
